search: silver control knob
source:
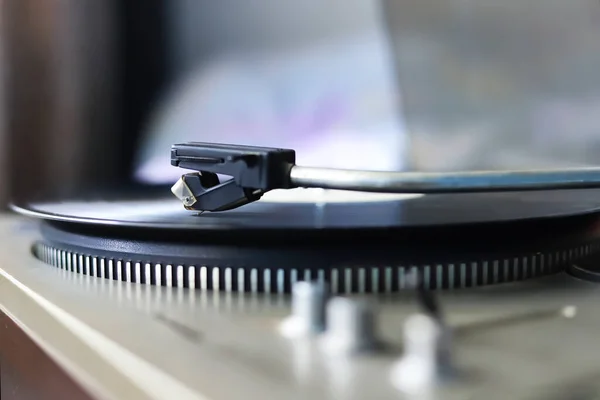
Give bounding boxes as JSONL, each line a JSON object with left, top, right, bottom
{"left": 321, "top": 297, "right": 379, "bottom": 355}
{"left": 390, "top": 313, "right": 453, "bottom": 394}
{"left": 280, "top": 281, "right": 327, "bottom": 338}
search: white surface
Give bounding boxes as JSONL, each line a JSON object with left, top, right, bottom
{"left": 3, "top": 216, "right": 600, "bottom": 399}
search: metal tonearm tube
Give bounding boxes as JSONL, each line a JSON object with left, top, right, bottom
{"left": 170, "top": 142, "right": 600, "bottom": 212}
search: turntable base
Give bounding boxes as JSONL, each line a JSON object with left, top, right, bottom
{"left": 3, "top": 215, "right": 600, "bottom": 399}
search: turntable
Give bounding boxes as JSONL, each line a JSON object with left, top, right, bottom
{"left": 5, "top": 142, "right": 600, "bottom": 399}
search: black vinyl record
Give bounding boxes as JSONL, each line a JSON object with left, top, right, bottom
{"left": 12, "top": 188, "right": 600, "bottom": 230}
{"left": 12, "top": 189, "right": 600, "bottom": 292}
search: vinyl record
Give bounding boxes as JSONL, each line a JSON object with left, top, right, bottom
{"left": 13, "top": 188, "right": 600, "bottom": 292}
{"left": 12, "top": 187, "right": 600, "bottom": 230}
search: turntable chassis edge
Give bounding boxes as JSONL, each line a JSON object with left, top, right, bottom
{"left": 3, "top": 217, "right": 600, "bottom": 399}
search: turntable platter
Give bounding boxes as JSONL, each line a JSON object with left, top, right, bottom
{"left": 11, "top": 189, "right": 600, "bottom": 292}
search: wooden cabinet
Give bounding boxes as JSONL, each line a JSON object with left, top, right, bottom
{"left": 0, "top": 312, "right": 92, "bottom": 400}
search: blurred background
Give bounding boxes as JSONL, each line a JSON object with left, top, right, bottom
{"left": 1, "top": 0, "right": 600, "bottom": 206}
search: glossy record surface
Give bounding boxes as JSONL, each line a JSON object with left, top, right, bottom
{"left": 15, "top": 188, "right": 600, "bottom": 292}
{"left": 11, "top": 188, "right": 600, "bottom": 230}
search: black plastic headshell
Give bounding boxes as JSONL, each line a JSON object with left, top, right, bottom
{"left": 170, "top": 142, "right": 296, "bottom": 212}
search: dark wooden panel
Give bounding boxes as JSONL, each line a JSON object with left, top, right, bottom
{"left": 0, "top": 311, "right": 93, "bottom": 400}
{"left": 1, "top": 0, "right": 120, "bottom": 202}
